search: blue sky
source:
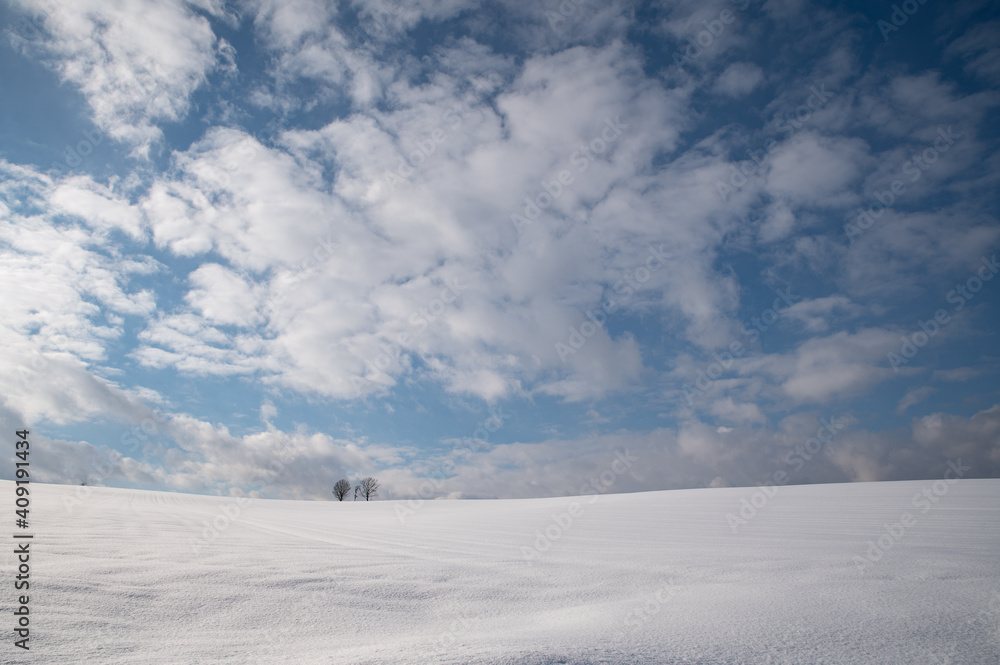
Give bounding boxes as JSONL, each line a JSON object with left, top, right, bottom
{"left": 1, "top": 0, "right": 998, "bottom": 499}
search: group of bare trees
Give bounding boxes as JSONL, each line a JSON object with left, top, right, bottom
{"left": 332, "top": 477, "right": 380, "bottom": 501}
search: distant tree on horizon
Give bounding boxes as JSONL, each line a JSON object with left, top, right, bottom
{"left": 332, "top": 479, "right": 351, "bottom": 501}
{"left": 358, "top": 477, "right": 380, "bottom": 501}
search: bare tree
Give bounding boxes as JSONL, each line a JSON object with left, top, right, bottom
{"left": 358, "top": 477, "right": 380, "bottom": 501}
{"left": 354, "top": 485, "right": 359, "bottom": 501}
{"left": 332, "top": 479, "right": 352, "bottom": 501}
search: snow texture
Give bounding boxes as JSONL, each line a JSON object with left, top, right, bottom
{"left": 3, "top": 479, "right": 999, "bottom": 664}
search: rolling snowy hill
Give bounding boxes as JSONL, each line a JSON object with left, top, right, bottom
{"left": 4, "top": 479, "right": 999, "bottom": 664}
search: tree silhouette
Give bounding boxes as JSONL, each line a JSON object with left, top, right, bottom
{"left": 358, "top": 477, "right": 380, "bottom": 501}
{"left": 332, "top": 479, "right": 352, "bottom": 501}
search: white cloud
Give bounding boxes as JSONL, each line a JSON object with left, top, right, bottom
{"left": 155, "top": 414, "right": 399, "bottom": 497}
{"left": 764, "top": 132, "right": 868, "bottom": 210}
{"left": 840, "top": 208, "right": 1000, "bottom": 298}
{"left": 404, "top": 404, "right": 998, "bottom": 498}
{"left": 130, "top": 41, "right": 700, "bottom": 403}
{"left": 244, "top": 0, "right": 481, "bottom": 111}
{"left": 896, "top": 386, "right": 935, "bottom": 414}
{"left": 2, "top": 0, "right": 998, "bottom": 502}
{"left": 0, "top": 421, "right": 158, "bottom": 487}
{"left": 713, "top": 62, "right": 764, "bottom": 98}
{"left": 0, "top": 162, "right": 160, "bottom": 425}
{"left": 49, "top": 176, "right": 145, "bottom": 239}
{"left": 709, "top": 397, "right": 766, "bottom": 424}
{"left": 782, "top": 295, "right": 861, "bottom": 332}
{"left": 912, "top": 404, "right": 1000, "bottom": 462}
{"left": 823, "top": 432, "right": 891, "bottom": 482}
{"left": 185, "top": 263, "right": 265, "bottom": 327}
{"left": 741, "top": 328, "right": 899, "bottom": 405}
{"left": 10, "top": 0, "right": 225, "bottom": 156}
{"left": 945, "top": 20, "right": 1000, "bottom": 85}
{"left": 932, "top": 366, "right": 989, "bottom": 382}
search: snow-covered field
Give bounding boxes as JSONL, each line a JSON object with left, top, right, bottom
{"left": 5, "top": 479, "right": 999, "bottom": 664}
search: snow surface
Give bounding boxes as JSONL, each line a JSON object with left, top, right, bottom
{"left": 4, "top": 479, "right": 999, "bottom": 664}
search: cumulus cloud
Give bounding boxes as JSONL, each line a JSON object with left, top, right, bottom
{"left": 9, "top": 0, "right": 226, "bottom": 156}
{"left": 0, "top": 162, "right": 161, "bottom": 425}
{"left": 741, "top": 329, "right": 900, "bottom": 405}
{"left": 129, "top": 40, "right": 700, "bottom": 403}
{"left": 764, "top": 133, "right": 868, "bottom": 210}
